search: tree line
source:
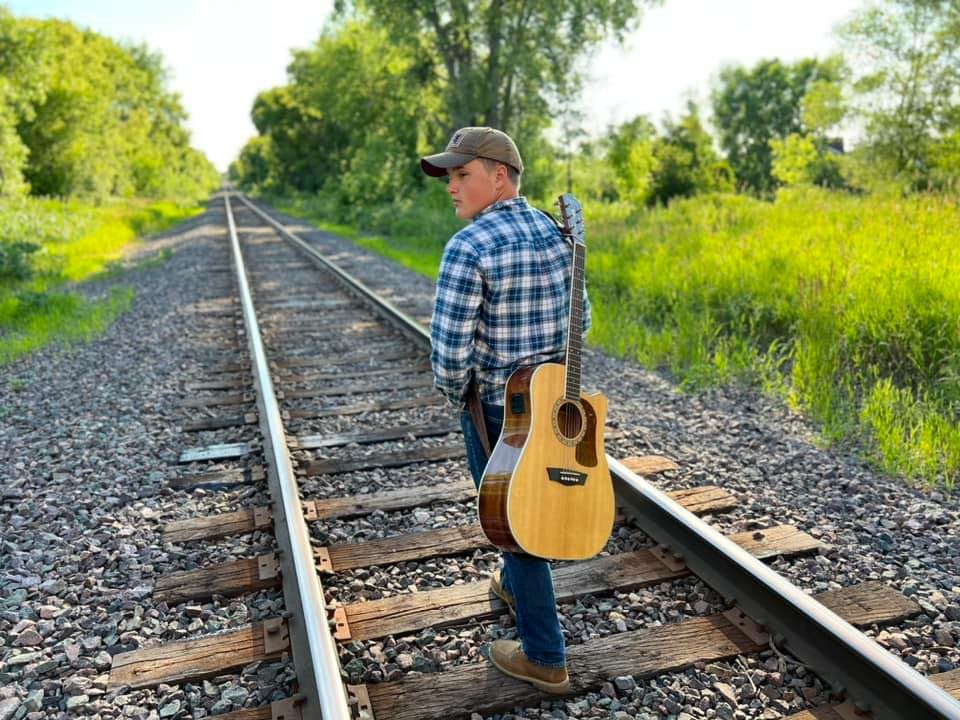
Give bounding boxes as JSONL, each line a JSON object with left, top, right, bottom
{"left": 231, "top": 0, "right": 959, "bottom": 214}
{"left": 0, "top": 7, "right": 219, "bottom": 201}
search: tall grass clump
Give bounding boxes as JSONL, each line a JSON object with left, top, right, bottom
{"left": 0, "top": 197, "right": 203, "bottom": 364}
{"left": 586, "top": 186, "right": 959, "bottom": 489}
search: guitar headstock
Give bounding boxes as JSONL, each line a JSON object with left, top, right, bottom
{"left": 557, "top": 193, "right": 585, "bottom": 246}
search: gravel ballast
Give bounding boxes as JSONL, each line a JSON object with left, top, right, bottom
{"left": 1, "top": 205, "right": 293, "bottom": 718}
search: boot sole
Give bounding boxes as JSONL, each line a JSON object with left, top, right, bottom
{"left": 489, "top": 653, "right": 570, "bottom": 694}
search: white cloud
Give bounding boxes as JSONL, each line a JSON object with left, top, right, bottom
{"left": 151, "top": 0, "right": 334, "bottom": 170}
{"left": 580, "top": 0, "right": 862, "bottom": 137}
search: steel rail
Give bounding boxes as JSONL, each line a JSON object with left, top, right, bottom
{"left": 237, "top": 193, "right": 960, "bottom": 720}
{"left": 224, "top": 193, "right": 352, "bottom": 720}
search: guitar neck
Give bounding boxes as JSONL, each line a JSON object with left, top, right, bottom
{"left": 564, "top": 241, "right": 585, "bottom": 400}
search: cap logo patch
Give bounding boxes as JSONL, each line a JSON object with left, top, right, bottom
{"left": 450, "top": 131, "right": 463, "bottom": 148}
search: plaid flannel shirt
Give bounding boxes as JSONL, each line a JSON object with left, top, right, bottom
{"left": 430, "top": 196, "right": 591, "bottom": 407}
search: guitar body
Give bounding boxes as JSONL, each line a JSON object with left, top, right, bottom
{"left": 477, "top": 363, "right": 614, "bottom": 560}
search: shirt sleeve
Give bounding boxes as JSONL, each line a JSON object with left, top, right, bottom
{"left": 430, "top": 236, "right": 484, "bottom": 405}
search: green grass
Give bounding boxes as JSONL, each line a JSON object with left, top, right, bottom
{"left": 133, "top": 247, "right": 176, "bottom": 271}
{"left": 270, "top": 186, "right": 960, "bottom": 490}
{"left": 0, "top": 287, "right": 135, "bottom": 364}
{"left": 0, "top": 197, "right": 203, "bottom": 364}
{"left": 267, "top": 186, "right": 460, "bottom": 280}
{"left": 584, "top": 187, "right": 960, "bottom": 490}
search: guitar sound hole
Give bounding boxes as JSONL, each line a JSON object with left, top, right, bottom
{"left": 556, "top": 401, "right": 584, "bottom": 440}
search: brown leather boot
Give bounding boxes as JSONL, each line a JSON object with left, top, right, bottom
{"left": 490, "top": 568, "right": 516, "bottom": 616}
{"left": 489, "top": 640, "right": 570, "bottom": 694}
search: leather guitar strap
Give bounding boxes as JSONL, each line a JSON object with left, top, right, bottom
{"left": 467, "top": 377, "right": 492, "bottom": 456}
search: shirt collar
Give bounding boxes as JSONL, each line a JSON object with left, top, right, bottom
{"left": 474, "top": 196, "right": 527, "bottom": 220}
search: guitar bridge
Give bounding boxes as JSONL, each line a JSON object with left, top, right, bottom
{"left": 547, "top": 467, "right": 587, "bottom": 486}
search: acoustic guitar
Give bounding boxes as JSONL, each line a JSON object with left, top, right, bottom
{"left": 477, "top": 193, "right": 614, "bottom": 560}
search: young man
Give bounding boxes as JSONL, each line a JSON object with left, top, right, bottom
{"left": 420, "top": 126, "right": 590, "bottom": 693}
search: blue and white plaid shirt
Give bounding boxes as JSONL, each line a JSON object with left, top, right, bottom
{"left": 430, "top": 196, "right": 591, "bottom": 406}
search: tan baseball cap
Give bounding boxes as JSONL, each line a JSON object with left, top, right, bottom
{"left": 420, "top": 126, "right": 524, "bottom": 177}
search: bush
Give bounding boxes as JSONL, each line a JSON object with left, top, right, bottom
{"left": 0, "top": 196, "right": 204, "bottom": 364}
{"left": 0, "top": 240, "right": 39, "bottom": 281}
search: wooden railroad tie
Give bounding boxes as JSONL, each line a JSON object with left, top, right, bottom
{"left": 272, "top": 346, "right": 422, "bottom": 370}
{"left": 169, "top": 465, "right": 265, "bottom": 490}
{"left": 295, "top": 422, "right": 625, "bottom": 455}
{"left": 258, "top": 311, "right": 374, "bottom": 329}
{"left": 162, "top": 505, "right": 274, "bottom": 544}
{"left": 266, "top": 323, "right": 394, "bottom": 339}
{"left": 282, "top": 375, "right": 435, "bottom": 401}
{"left": 178, "top": 441, "right": 255, "bottom": 464}
{"left": 255, "top": 297, "right": 351, "bottom": 312}
{"left": 108, "top": 619, "right": 290, "bottom": 691}
{"left": 291, "top": 421, "right": 461, "bottom": 450}
{"left": 182, "top": 412, "right": 257, "bottom": 432}
{"left": 265, "top": 319, "right": 382, "bottom": 334}
{"left": 179, "top": 392, "right": 254, "bottom": 409}
{"left": 782, "top": 669, "right": 960, "bottom": 719}
{"left": 277, "top": 361, "right": 431, "bottom": 384}
{"left": 286, "top": 394, "right": 446, "bottom": 420}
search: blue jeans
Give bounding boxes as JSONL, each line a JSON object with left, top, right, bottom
{"left": 460, "top": 401, "right": 566, "bottom": 668}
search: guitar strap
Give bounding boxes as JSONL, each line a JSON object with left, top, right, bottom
{"left": 535, "top": 206, "right": 571, "bottom": 243}
{"left": 467, "top": 377, "right": 492, "bottom": 456}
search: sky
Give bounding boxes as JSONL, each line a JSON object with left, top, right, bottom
{"left": 9, "top": 0, "right": 865, "bottom": 170}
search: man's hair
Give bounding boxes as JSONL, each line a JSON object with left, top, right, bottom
{"left": 479, "top": 157, "right": 522, "bottom": 189}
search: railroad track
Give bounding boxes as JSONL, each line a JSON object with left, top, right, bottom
{"left": 105, "top": 192, "right": 960, "bottom": 720}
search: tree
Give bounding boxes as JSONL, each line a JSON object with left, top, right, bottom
{"left": 770, "top": 133, "right": 820, "bottom": 186}
{"left": 335, "top": 0, "right": 661, "bottom": 137}
{"left": 0, "top": 10, "right": 217, "bottom": 201}
{"left": 648, "top": 101, "right": 733, "bottom": 206}
{"left": 711, "top": 57, "right": 842, "bottom": 195}
{"left": 554, "top": 139, "right": 619, "bottom": 202}
{"left": 769, "top": 65, "right": 851, "bottom": 190}
{"left": 604, "top": 115, "right": 657, "bottom": 204}
{"left": 249, "top": 85, "right": 328, "bottom": 193}
{"left": 0, "top": 7, "right": 48, "bottom": 196}
{"left": 838, "top": 0, "right": 960, "bottom": 190}
{"left": 229, "top": 136, "right": 277, "bottom": 193}
{"left": 234, "top": 21, "right": 437, "bottom": 211}
{"left": 0, "top": 80, "right": 31, "bottom": 197}
{"left": 603, "top": 104, "right": 733, "bottom": 207}
{"left": 930, "top": 128, "right": 960, "bottom": 192}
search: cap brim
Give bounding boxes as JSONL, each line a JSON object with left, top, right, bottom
{"left": 420, "top": 151, "right": 476, "bottom": 177}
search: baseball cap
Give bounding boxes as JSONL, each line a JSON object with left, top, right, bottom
{"left": 420, "top": 126, "right": 524, "bottom": 177}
